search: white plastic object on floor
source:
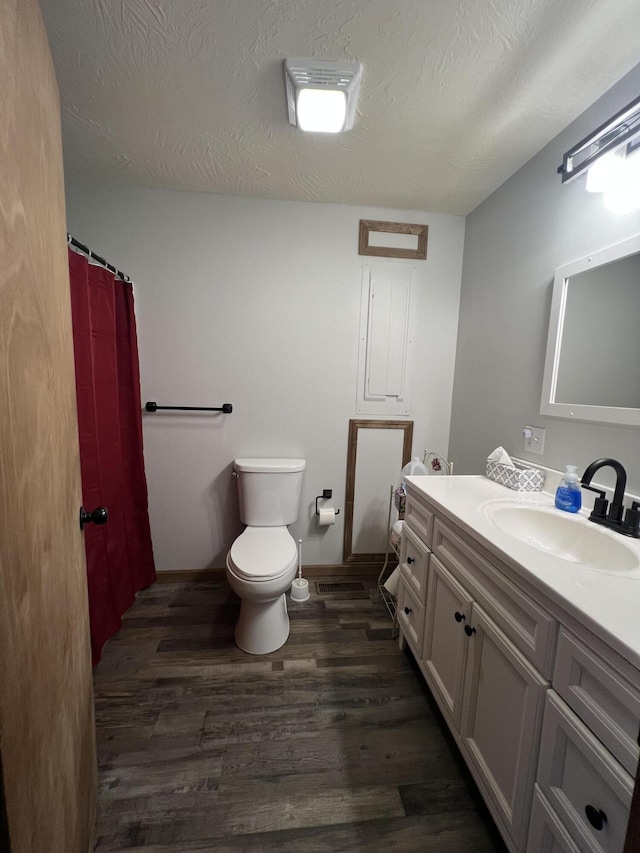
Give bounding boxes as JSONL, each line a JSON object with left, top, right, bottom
{"left": 290, "top": 539, "right": 310, "bottom": 602}
{"left": 290, "top": 577, "right": 310, "bottom": 602}
{"left": 383, "top": 565, "right": 401, "bottom": 596}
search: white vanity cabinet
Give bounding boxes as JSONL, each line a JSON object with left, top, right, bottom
{"left": 403, "top": 519, "right": 550, "bottom": 850}
{"left": 397, "top": 481, "right": 640, "bottom": 853}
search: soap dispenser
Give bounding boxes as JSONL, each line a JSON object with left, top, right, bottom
{"left": 555, "top": 465, "right": 582, "bottom": 513}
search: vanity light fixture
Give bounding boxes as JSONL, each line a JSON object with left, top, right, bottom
{"left": 558, "top": 93, "right": 640, "bottom": 184}
{"left": 584, "top": 142, "right": 640, "bottom": 213}
{"left": 584, "top": 149, "right": 625, "bottom": 193}
{"left": 602, "top": 147, "right": 640, "bottom": 214}
{"left": 284, "top": 58, "right": 363, "bottom": 133}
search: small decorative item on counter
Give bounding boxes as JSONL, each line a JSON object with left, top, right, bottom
{"left": 486, "top": 446, "right": 544, "bottom": 492}
{"left": 424, "top": 450, "right": 453, "bottom": 475}
{"left": 555, "top": 465, "right": 582, "bottom": 513}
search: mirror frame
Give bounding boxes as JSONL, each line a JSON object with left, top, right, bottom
{"left": 343, "top": 418, "right": 413, "bottom": 563}
{"left": 540, "top": 233, "right": 640, "bottom": 426}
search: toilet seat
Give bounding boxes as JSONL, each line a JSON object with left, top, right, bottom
{"left": 228, "top": 527, "right": 298, "bottom": 581}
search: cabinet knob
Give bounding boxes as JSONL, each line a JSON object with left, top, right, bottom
{"left": 404, "top": 606, "right": 412, "bottom": 615}
{"left": 406, "top": 556, "right": 415, "bottom": 564}
{"left": 464, "top": 624, "right": 476, "bottom": 637}
{"left": 585, "top": 805, "right": 607, "bottom": 831}
{"left": 454, "top": 611, "right": 465, "bottom": 622}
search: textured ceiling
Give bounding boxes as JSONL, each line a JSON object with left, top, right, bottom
{"left": 40, "top": 0, "right": 640, "bottom": 215}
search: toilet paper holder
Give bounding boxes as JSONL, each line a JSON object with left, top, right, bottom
{"left": 315, "top": 490, "right": 340, "bottom": 516}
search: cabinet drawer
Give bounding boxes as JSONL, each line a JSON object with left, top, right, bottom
{"left": 537, "top": 691, "right": 633, "bottom": 853}
{"left": 432, "top": 518, "right": 557, "bottom": 678}
{"left": 527, "top": 786, "right": 581, "bottom": 853}
{"left": 404, "top": 496, "right": 433, "bottom": 547}
{"left": 397, "top": 579, "right": 425, "bottom": 657}
{"left": 399, "top": 524, "right": 430, "bottom": 605}
{"left": 553, "top": 628, "right": 640, "bottom": 777}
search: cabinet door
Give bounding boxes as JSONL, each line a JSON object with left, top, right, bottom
{"left": 460, "top": 603, "right": 549, "bottom": 851}
{"left": 422, "top": 556, "right": 473, "bottom": 729}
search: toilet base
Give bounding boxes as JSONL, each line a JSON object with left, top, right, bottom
{"left": 234, "top": 592, "right": 290, "bottom": 655}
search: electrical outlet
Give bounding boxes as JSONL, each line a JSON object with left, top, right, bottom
{"left": 523, "top": 426, "right": 545, "bottom": 455}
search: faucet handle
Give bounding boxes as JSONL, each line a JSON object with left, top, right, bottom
{"left": 622, "top": 502, "right": 640, "bottom": 538}
{"left": 581, "top": 484, "right": 608, "bottom": 519}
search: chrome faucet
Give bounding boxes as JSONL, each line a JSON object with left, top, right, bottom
{"left": 580, "top": 458, "right": 640, "bottom": 538}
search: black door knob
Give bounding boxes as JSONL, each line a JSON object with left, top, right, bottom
{"left": 406, "top": 556, "right": 415, "bottom": 564}
{"left": 404, "top": 606, "right": 412, "bottom": 615}
{"left": 454, "top": 611, "right": 465, "bottom": 622}
{"left": 464, "top": 624, "right": 476, "bottom": 636}
{"left": 584, "top": 805, "right": 607, "bottom": 831}
{"left": 79, "top": 506, "right": 109, "bottom": 531}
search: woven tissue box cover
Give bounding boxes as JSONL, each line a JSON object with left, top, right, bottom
{"left": 486, "top": 460, "right": 544, "bottom": 492}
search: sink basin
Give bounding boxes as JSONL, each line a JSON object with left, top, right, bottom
{"left": 480, "top": 502, "right": 640, "bottom": 573}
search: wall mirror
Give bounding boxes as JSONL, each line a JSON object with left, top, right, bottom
{"left": 540, "top": 233, "right": 640, "bottom": 426}
{"left": 343, "top": 419, "right": 413, "bottom": 564}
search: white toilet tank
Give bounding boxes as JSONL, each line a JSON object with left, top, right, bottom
{"left": 234, "top": 458, "right": 306, "bottom": 526}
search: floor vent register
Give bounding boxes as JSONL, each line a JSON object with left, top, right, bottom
{"left": 315, "top": 581, "right": 367, "bottom": 594}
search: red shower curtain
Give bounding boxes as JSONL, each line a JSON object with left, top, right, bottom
{"left": 68, "top": 249, "right": 156, "bottom": 664}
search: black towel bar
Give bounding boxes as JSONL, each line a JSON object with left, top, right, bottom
{"left": 145, "top": 402, "right": 233, "bottom": 414}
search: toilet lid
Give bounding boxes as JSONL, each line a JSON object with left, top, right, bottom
{"left": 228, "top": 527, "right": 298, "bottom": 580}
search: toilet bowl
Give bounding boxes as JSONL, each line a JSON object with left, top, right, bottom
{"left": 226, "top": 457, "right": 305, "bottom": 654}
{"left": 226, "top": 526, "right": 298, "bottom": 654}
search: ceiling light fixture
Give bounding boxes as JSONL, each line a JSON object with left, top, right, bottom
{"left": 284, "top": 58, "right": 363, "bottom": 134}
{"left": 557, "top": 93, "right": 640, "bottom": 184}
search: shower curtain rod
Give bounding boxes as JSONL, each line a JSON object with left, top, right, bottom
{"left": 67, "top": 234, "right": 131, "bottom": 282}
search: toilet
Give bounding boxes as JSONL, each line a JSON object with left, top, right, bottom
{"left": 226, "top": 457, "right": 306, "bottom": 654}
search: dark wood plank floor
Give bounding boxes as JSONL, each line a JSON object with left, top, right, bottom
{"left": 93, "top": 576, "right": 508, "bottom": 852}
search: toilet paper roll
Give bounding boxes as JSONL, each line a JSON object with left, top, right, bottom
{"left": 318, "top": 507, "right": 336, "bottom": 526}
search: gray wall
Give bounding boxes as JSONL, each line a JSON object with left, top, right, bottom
{"left": 449, "top": 62, "right": 640, "bottom": 494}
{"left": 65, "top": 182, "right": 464, "bottom": 571}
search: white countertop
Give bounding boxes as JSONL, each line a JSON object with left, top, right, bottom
{"left": 405, "top": 475, "right": 640, "bottom": 672}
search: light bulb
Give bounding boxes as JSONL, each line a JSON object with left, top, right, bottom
{"left": 603, "top": 150, "right": 640, "bottom": 213}
{"left": 585, "top": 151, "right": 625, "bottom": 193}
{"left": 296, "top": 88, "right": 347, "bottom": 133}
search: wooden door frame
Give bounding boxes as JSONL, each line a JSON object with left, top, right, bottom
{"left": 343, "top": 418, "right": 413, "bottom": 563}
